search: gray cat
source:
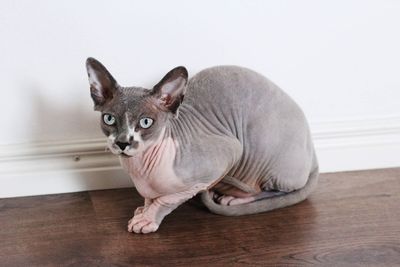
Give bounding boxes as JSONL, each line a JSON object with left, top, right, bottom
{"left": 85, "top": 58, "right": 319, "bottom": 234}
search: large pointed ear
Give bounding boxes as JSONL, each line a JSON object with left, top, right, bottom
{"left": 151, "top": 66, "right": 188, "bottom": 114}
{"left": 85, "top": 57, "right": 118, "bottom": 110}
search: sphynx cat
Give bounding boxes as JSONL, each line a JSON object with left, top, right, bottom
{"left": 85, "top": 58, "right": 319, "bottom": 234}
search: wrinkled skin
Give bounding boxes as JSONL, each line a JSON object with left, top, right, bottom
{"left": 86, "top": 58, "right": 318, "bottom": 234}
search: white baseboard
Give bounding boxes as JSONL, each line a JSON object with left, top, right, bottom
{"left": 1, "top": 115, "right": 400, "bottom": 198}
{"left": 312, "top": 115, "right": 400, "bottom": 172}
{"left": 0, "top": 139, "right": 130, "bottom": 198}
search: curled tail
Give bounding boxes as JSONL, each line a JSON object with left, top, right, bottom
{"left": 201, "top": 166, "right": 319, "bottom": 216}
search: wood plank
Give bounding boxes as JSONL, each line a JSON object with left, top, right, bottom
{"left": 0, "top": 168, "right": 399, "bottom": 266}
{"left": 0, "top": 192, "right": 105, "bottom": 266}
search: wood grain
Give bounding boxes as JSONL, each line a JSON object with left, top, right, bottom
{"left": 1, "top": 168, "right": 399, "bottom": 266}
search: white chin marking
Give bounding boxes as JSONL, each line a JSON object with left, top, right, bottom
{"left": 126, "top": 113, "right": 143, "bottom": 144}
{"left": 132, "top": 130, "right": 143, "bottom": 143}
{"left": 123, "top": 130, "right": 143, "bottom": 156}
{"left": 122, "top": 113, "right": 145, "bottom": 156}
{"left": 107, "top": 134, "right": 121, "bottom": 154}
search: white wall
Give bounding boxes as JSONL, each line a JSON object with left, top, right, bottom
{"left": 1, "top": 0, "right": 400, "bottom": 197}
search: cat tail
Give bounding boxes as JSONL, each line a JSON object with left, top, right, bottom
{"left": 201, "top": 165, "right": 319, "bottom": 216}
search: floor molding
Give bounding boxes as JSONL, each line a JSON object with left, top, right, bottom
{"left": 1, "top": 115, "right": 400, "bottom": 198}
{"left": 312, "top": 115, "right": 400, "bottom": 172}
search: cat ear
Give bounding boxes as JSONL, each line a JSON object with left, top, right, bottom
{"left": 151, "top": 66, "right": 188, "bottom": 114}
{"left": 85, "top": 57, "right": 118, "bottom": 109}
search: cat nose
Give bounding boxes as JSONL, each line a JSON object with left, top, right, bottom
{"left": 116, "top": 142, "right": 130, "bottom": 151}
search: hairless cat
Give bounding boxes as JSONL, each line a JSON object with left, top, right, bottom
{"left": 86, "top": 58, "right": 319, "bottom": 234}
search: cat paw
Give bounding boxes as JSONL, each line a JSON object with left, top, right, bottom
{"left": 215, "top": 194, "right": 255, "bottom": 206}
{"left": 127, "top": 214, "right": 159, "bottom": 234}
{"left": 134, "top": 206, "right": 145, "bottom": 216}
{"left": 216, "top": 195, "right": 235, "bottom": 205}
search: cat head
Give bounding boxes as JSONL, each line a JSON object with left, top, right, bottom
{"left": 85, "top": 57, "right": 188, "bottom": 157}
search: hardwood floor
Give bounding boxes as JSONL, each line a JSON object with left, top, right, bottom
{"left": 0, "top": 168, "right": 399, "bottom": 266}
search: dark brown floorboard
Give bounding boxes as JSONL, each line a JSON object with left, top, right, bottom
{"left": 1, "top": 168, "right": 399, "bottom": 266}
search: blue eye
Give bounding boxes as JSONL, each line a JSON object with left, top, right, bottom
{"left": 139, "top": 118, "right": 153, "bottom": 129}
{"left": 103, "top": 114, "right": 116, "bottom": 126}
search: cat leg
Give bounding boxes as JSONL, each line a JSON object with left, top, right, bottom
{"left": 212, "top": 175, "right": 262, "bottom": 206}
{"left": 215, "top": 190, "right": 287, "bottom": 206}
{"left": 128, "top": 136, "right": 243, "bottom": 233}
{"left": 128, "top": 183, "right": 208, "bottom": 234}
{"left": 133, "top": 198, "right": 153, "bottom": 216}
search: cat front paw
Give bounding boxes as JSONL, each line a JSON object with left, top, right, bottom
{"left": 134, "top": 206, "right": 145, "bottom": 216}
{"left": 127, "top": 213, "right": 159, "bottom": 234}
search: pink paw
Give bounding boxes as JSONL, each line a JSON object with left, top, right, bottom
{"left": 134, "top": 206, "right": 145, "bottom": 216}
{"left": 127, "top": 214, "right": 159, "bottom": 234}
{"left": 216, "top": 195, "right": 235, "bottom": 205}
{"left": 215, "top": 194, "right": 255, "bottom": 206}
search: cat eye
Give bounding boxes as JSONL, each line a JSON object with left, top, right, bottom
{"left": 139, "top": 117, "right": 153, "bottom": 129}
{"left": 103, "top": 114, "right": 116, "bottom": 126}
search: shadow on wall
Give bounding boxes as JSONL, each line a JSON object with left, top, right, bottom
{"left": 28, "top": 84, "right": 101, "bottom": 143}
{"left": 0, "top": 74, "right": 132, "bottom": 198}
{"left": 20, "top": 84, "right": 131, "bottom": 194}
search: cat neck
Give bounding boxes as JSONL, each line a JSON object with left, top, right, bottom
{"left": 119, "top": 126, "right": 177, "bottom": 179}
{"left": 167, "top": 105, "right": 219, "bottom": 146}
